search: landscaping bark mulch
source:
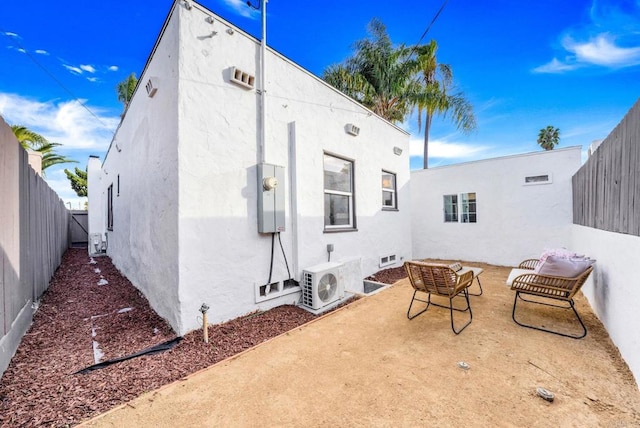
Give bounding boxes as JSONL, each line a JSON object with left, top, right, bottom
{"left": 0, "top": 248, "right": 318, "bottom": 427}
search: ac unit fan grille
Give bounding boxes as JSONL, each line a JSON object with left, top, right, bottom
{"left": 317, "top": 273, "right": 337, "bottom": 302}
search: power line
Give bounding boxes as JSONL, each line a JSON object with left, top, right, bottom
{"left": 0, "top": 28, "right": 114, "bottom": 129}
{"left": 407, "top": 0, "right": 450, "bottom": 57}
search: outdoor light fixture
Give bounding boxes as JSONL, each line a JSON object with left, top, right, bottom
{"left": 393, "top": 146, "right": 403, "bottom": 156}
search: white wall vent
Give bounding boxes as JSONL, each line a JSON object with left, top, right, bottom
{"left": 301, "top": 262, "right": 343, "bottom": 310}
{"left": 145, "top": 78, "right": 158, "bottom": 98}
{"left": 345, "top": 123, "right": 360, "bottom": 136}
{"left": 230, "top": 67, "right": 255, "bottom": 90}
{"left": 379, "top": 254, "right": 397, "bottom": 268}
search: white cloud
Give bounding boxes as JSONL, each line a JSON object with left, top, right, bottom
{"left": 409, "top": 137, "right": 490, "bottom": 159}
{"left": 0, "top": 92, "right": 118, "bottom": 150}
{"left": 17, "top": 48, "right": 26, "bottom": 53}
{"left": 222, "top": 0, "right": 260, "bottom": 19}
{"left": 108, "top": 65, "right": 118, "bottom": 71}
{"left": 34, "top": 49, "right": 49, "bottom": 55}
{"left": 63, "top": 64, "right": 83, "bottom": 74}
{"left": 0, "top": 93, "right": 116, "bottom": 207}
{"left": 80, "top": 64, "right": 96, "bottom": 73}
{"left": 563, "top": 33, "right": 640, "bottom": 67}
{"left": 535, "top": 1, "right": 640, "bottom": 73}
{"left": 533, "top": 58, "right": 580, "bottom": 74}
{"left": 87, "top": 77, "right": 99, "bottom": 82}
{"left": 3, "top": 31, "right": 19, "bottom": 37}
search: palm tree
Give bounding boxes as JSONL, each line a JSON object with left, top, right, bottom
{"left": 537, "top": 126, "right": 560, "bottom": 150}
{"left": 410, "top": 40, "right": 476, "bottom": 169}
{"left": 10, "top": 125, "right": 76, "bottom": 175}
{"left": 11, "top": 125, "right": 48, "bottom": 148}
{"left": 323, "top": 19, "right": 415, "bottom": 123}
{"left": 322, "top": 21, "right": 476, "bottom": 169}
{"left": 64, "top": 167, "right": 87, "bottom": 197}
{"left": 116, "top": 72, "right": 138, "bottom": 110}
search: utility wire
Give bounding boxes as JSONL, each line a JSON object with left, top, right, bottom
{"left": 0, "top": 28, "right": 113, "bottom": 129}
{"left": 407, "top": 0, "right": 450, "bottom": 57}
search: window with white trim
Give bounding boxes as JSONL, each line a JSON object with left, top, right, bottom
{"left": 444, "top": 193, "right": 477, "bottom": 223}
{"left": 324, "top": 154, "right": 355, "bottom": 230}
{"left": 443, "top": 194, "right": 458, "bottom": 222}
{"left": 382, "top": 170, "right": 397, "bottom": 209}
{"left": 107, "top": 184, "right": 114, "bottom": 231}
{"left": 461, "top": 192, "right": 477, "bottom": 223}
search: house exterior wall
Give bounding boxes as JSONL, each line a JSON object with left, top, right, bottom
{"left": 94, "top": 4, "right": 182, "bottom": 331}
{"left": 411, "top": 147, "right": 582, "bottom": 266}
{"left": 572, "top": 225, "right": 640, "bottom": 386}
{"left": 90, "top": 2, "right": 411, "bottom": 335}
{"left": 174, "top": 4, "right": 411, "bottom": 333}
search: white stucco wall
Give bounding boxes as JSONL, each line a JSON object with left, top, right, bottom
{"left": 174, "top": 3, "right": 411, "bottom": 333}
{"left": 91, "top": 2, "right": 411, "bottom": 335}
{"left": 411, "top": 147, "right": 582, "bottom": 266}
{"left": 96, "top": 4, "right": 182, "bottom": 331}
{"left": 572, "top": 225, "right": 640, "bottom": 386}
{"left": 87, "top": 155, "right": 104, "bottom": 250}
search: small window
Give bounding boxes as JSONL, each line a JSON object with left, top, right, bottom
{"left": 461, "top": 192, "right": 477, "bottom": 223}
{"left": 324, "top": 154, "right": 355, "bottom": 230}
{"left": 443, "top": 194, "right": 458, "bottom": 222}
{"left": 382, "top": 171, "right": 397, "bottom": 209}
{"left": 107, "top": 184, "right": 114, "bottom": 231}
{"left": 524, "top": 173, "right": 552, "bottom": 185}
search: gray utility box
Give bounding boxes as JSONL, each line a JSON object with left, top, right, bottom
{"left": 257, "top": 163, "right": 285, "bottom": 233}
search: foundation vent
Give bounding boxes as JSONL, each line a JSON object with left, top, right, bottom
{"left": 230, "top": 67, "right": 255, "bottom": 90}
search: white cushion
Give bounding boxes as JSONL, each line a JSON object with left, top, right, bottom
{"left": 536, "top": 255, "right": 595, "bottom": 277}
{"left": 506, "top": 269, "right": 532, "bottom": 286}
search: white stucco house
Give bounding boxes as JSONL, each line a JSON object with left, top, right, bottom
{"left": 411, "top": 147, "right": 582, "bottom": 266}
{"left": 87, "top": 0, "right": 412, "bottom": 335}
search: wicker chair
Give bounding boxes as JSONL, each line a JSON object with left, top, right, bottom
{"left": 508, "top": 259, "right": 594, "bottom": 339}
{"left": 403, "top": 261, "right": 474, "bottom": 334}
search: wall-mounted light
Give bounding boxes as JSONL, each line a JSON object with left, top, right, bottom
{"left": 393, "top": 146, "right": 403, "bottom": 156}
{"left": 226, "top": 28, "right": 234, "bottom": 35}
{"left": 183, "top": 0, "right": 192, "bottom": 10}
{"left": 206, "top": 16, "right": 215, "bottom": 24}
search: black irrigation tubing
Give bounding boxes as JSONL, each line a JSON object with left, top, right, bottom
{"left": 73, "top": 337, "right": 182, "bottom": 375}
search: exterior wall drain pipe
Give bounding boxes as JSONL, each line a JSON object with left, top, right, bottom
{"left": 200, "top": 303, "right": 210, "bottom": 343}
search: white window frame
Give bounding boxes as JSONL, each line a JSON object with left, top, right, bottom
{"left": 444, "top": 193, "right": 477, "bottom": 223}
{"left": 443, "top": 194, "right": 458, "bottom": 222}
{"left": 523, "top": 172, "right": 553, "bottom": 186}
{"left": 107, "top": 184, "right": 114, "bottom": 231}
{"left": 460, "top": 192, "right": 477, "bottom": 223}
{"left": 382, "top": 170, "right": 397, "bottom": 210}
{"left": 323, "top": 153, "right": 355, "bottom": 230}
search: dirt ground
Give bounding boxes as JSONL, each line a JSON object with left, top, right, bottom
{"left": 82, "top": 261, "right": 640, "bottom": 427}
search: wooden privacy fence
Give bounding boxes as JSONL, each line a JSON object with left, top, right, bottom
{"left": 1, "top": 118, "right": 70, "bottom": 375}
{"left": 573, "top": 99, "right": 640, "bottom": 236}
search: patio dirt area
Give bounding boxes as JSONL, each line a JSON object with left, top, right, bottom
{"left": 81, "top": 261, "right": 640, "bottom": 426}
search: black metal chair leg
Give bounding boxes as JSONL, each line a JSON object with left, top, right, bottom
{"left": 468, "top": 277, "right": 483, "bottom": 296}
{"left": 512, "top": 291, "right": 587, "bottom": 339}
{"left": 407, "top": 290, "right": 430, "bottom": 320}
{"left": 449, "top": 289, "right": 473, "bottom": 334}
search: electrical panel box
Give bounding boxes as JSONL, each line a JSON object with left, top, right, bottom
{"left": 257, "top": 163, "right": 285, "bottom": 233}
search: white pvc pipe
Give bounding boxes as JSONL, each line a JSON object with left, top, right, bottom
{"left": 259, "top": 0, "right": 268, "bottom": 163}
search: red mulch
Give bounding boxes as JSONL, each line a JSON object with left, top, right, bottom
{"left": 0, "top": 248, "right": 319, "bottom": 427}
{"left": 364, "top": 266, "right": 407, "bottom": 284}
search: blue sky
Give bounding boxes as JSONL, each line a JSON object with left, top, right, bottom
{"left": 1, "top": 0, "right": 639, "bottom": 208}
